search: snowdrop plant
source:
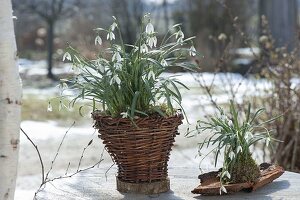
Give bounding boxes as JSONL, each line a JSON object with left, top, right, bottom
{"left": 191, "top": 100, "right": 280, "bottom": 194}
{"left": 60, "top": 14, "right": 200, "bottom": 118}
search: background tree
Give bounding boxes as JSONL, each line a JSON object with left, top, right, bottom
{"left": 0, "top": 1, "right": 22, "bottom": 199}
{"left": 259, "top": 0, "right": 298, "bottom": 49}
{"left": 13, "top": 0, "right": 82, "bottom": 80}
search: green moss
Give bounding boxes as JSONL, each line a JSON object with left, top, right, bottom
{"left": 229, "top": 154, "right": 260, "bottom": 183}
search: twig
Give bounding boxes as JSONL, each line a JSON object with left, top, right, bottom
{"left": 20, "top": 127, "right": 45, "bottom": 186}
{"left": 45, "top": 121, "right": 75, "bottom": 181}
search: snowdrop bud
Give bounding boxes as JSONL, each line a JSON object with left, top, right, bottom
{"left": 161, "top": 59, "right": 168, "bottom": 67}
{"left": 237, "top": 146, "right": 243, "bottom": 153}
{"left": 220, "top": 185, "right": 227, "bottom": 195}
{"left": 229, "top": 151, "right": 235, "bottom": 160}
{"left": 189, "top": 46, "right": 196, "bottom": 57}
{"left": 62, "top": 52, "right": 72, "bottom": 61}
{"left": 266, "top": 137, "right": 271, "bottom": 147}
{"left": 228, "top": 120, "right": 233, "bottom": 127}
{"left": 140, "top": 43, "right": 149, "bottom": 53}
{"left": 146, "top": 22, "right": 154, "bottom": 34}
{"left": 47, "top": 102, "right": 53, "bottom": 112}
{"left": 148, "top": 70, "right": 155, "bottom": 80}
{"left": 95, "top": 35, "right": 102, "bottom": 45}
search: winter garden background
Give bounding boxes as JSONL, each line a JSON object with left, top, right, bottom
{"left": 7, "top": 0, "right": 300, "bottom": 199}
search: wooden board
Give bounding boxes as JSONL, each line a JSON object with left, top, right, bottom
{"left": 192, "top": 163, "right": 285, "bottom": 195}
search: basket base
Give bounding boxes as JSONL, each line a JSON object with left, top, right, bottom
{"left": 116, "top": 177, "right": 170, "bottom": 194}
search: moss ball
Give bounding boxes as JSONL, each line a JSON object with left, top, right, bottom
{"left": 230, "top": 154, "right": 260, "bottom": 183}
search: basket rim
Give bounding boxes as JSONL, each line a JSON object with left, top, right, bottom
{"left": 91, "top": 109, "right": 184, "bottom": 121}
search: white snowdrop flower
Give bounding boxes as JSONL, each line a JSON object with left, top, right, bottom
{"left": 110, "top": 74, "right": 121, "bottom": 85}
{"left": 266, "top": 137, "right": 271, "bottom": 147}
{"left": 223, "top": 171, "right": 231, "bottom": 179}
{"left": 140, "top": 43, "right": 148, "bottom": 53}
{"left": 161, "top": 59, "right": 168, "bottom": 67}
{"left": 237, "top": 146, "right": 243, "bottom": 153}
{"left": 220, "top": 185, "right": 227, "bottom": 195}
{"left": 112, "top": 52, "right": 122, "bottom": 62}
{"left": 107, "top": 31, "right": 115, "bottom": 40}
{"left": 62, "top": 52, "right": 72, "bottom": 61}
{"left": 228, "top": 120, "right": 233, "bottom": 127}
{"left": 121, "top": 112, "right": 129, "bottom": 118}
{"left": 189, "top": 45, "right": 196, "bottom": 57}
{"left": 229, "top": 151, "right": 235, "bottom": 160}
{"left": 146, "top": 22, "right": 154, "bottom": 34}
{"left": 95, "top": 35, "right": 102, "bottom": 45}
{"left": 175, "top": 30, "right": 184, "bottom": 40}
{"left": 47, "top": 102, "right": 53, "bottom": 112}
{"left": 147, "top": 36, "right": 157, "bottom": 48}
{"left": 99, "top": 64, "right": 105, "bottom": 73}
{"left": 215, "top": 125, "right": 222, "bottom": 132}
{"left": 148, "top": 70, "right": 155, "bottom": 80}
{"left": 114, "top": 62, "right": 122, "bottom": 70}
{"left": 111, "top": 22, "right": 118, "bottom": 31}
{"left": 245, "top": 131, "right": 253, "bottom": 140}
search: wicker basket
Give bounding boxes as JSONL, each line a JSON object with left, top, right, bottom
{"left": 92, "top": 111, "right": 183, "bottom": 184}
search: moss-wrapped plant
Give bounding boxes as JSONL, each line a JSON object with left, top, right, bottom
{"left": 190, "top": 100, "right": 279, "bottom": 194}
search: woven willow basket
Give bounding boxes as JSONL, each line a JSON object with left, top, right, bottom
{"left": 92, "top": 111, "right": 183, "bottom": 184}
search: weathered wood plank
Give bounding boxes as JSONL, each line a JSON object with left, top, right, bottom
{"left": 37, "top": 167, "right": 300, "bottom": 200}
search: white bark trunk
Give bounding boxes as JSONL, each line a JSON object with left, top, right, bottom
{"left": 0, "top": 1, "right": 22, "bottom": 200}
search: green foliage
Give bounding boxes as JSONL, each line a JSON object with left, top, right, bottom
{"left": 189, "top": 100, "right": 280, "bottom": 189}
{"left": 58, "top": 14, "right": 200, "bottom": 119}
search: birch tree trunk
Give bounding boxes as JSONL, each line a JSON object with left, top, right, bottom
{"left": 0, "top": 1, "right": 22, "bottom": 200}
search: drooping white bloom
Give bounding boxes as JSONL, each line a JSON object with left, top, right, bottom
{"left": 189, "top": 45, "right": 196, "bottom": 57}
{"left": 266, "top": 137, "right": 271, "bottom": 147}
{"left": 110, "top": 74, "right": 121, "bottom": 85}
{"left": 148, "top": 70, "right": 155, "bottom": 80}
{"left": 114, "top": 62, "right": 122, "bottom": 70}
{"left": 95, "top": 59, "right": 105, "bottom": 73}
{"left": 99, "top": 64, "right": 105, "bottom": 73}
{"left": 245, "top": 131, "right": 253, "bottom": 140}
{"left": 121, "top": 112, "right": 129, "bottom": 118}
{"left": 147, "top": 36, "right": 157, "bottom": 48}
{"left": 161, "top": 59, "right": 168, "bottom": 67}
{"left": 220, "top": 185, "right": 227, "bottom": 195}
{"left": 112, "top": 52, "right": 122, "bottom": 62}
{"left": 95, "top": 35, "right": 102, "bottom": 45}
{"left": 146, "top": 22, "right": 154, "bottom": 34}
{"left": 175, "top": 30, "right": 184, "bottom": 42}
{"left": 237, "top": 146, "right": 243, "bottom": 153}
{"left": 47, "top": 102, "right": 53, "bottom": 112}
{"left": 111, "top": 22, "right": 118, "bottom": 31}
{"left": 62, "top": 52, "right": 72, "bottom": 61}
{"left": 228, "top": 120, "right": 233, "bottom": 127}
{"left": 223, "top": 171, "right": 231, "bottom": 179}
{"left": 229, "top": 151, "right": 235, "bottom": 160}
{"left": 140, "top": 43, "right": 148, "bottom": 53}
{"left": 60, "top": 82, "right": 68, "bottom": 90}
{"left": 107, "top": 31, "right": 115, "bottom": 40}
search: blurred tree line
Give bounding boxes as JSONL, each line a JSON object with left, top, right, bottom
{"left": 12, "top": 0, "right": 298, "bottom": 79}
